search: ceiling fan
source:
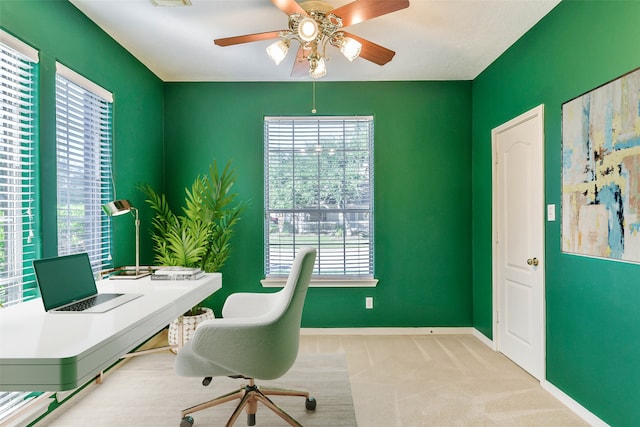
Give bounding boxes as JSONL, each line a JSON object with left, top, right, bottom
{"left": 214, "top": 0, "right": 410, "bottom": 79}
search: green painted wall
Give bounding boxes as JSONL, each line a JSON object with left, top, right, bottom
{"left": 5, "top": 0, "right": 638, "bottom": 424}
{"left": 0, "top": 0, "right": 164, "bottom": 265}
{"left": 163, "top": 81, "right": 473, "bottom": 327}
{"left": 472, "top": 1, "right": 640, "bottom": 425}
{"left": 2, "top": 1, "right": 163, "bottom": 422}
{"left": 3, "top": 0, "right": 473, "bottom": 343}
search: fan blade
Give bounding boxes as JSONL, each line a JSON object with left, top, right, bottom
{"left": 290, "top": 46, "right": 309, "bottom": 77}
{"left": 330, "top": 0, "right": 409, "bottom": 28}
{"left": 214, "top": 31, "right": 285, "bottom": 47}
{"left": 343, "top": 32, "right": 395, "bottom": 65}
{"left": 272, "top": 0, "right": 308, "bottom": 16}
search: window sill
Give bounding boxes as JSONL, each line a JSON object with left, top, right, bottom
{"left": 261, "top": 277, "right": 378, "bottom": 288}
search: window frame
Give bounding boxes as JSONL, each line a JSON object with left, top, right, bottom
{"left": 263, "top": 116, "right": 377, "bottom": 288}
{"left": 54, "top": 62, "right": 114, "bottom": 274}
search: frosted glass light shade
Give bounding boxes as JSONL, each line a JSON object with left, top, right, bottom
{"left": 340, "top": 37, "right": 362, "bottom": 62}
{"left": 298, "top": 18, "right": 319, "bottom": 42}
{"left": 310, "top": 57, "right": 327, "bottom": 79}
{"left": 266, "top": 40, "right": 290, "bottom": 65}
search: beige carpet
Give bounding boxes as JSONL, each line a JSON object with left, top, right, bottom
{"left": 36, "top": 352, "right": 356, "bottom": 427}
{"left": 300, "top": 334, "right": 590, "bottom": 426}
{"left": 35, "top": 334, "right": 591, "bottom": 426}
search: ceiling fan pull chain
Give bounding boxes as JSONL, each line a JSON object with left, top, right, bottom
{"left": 311, "top": 81, "right": 317, "bottom": 114}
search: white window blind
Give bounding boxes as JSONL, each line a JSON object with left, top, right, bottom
{"left": 0, "top": 30, "right": 39, "bottom": 424}
{"left": 55, "top": 65, "right": 113, "bottom": 272}
{"left": 0, "top": 35, "right": 38, "bottom": 307}
{"left": 265, "top": 116, "right": 374, "bottom": 279}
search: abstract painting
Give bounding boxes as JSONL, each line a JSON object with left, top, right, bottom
{"left": 562, "top": 68, "right": 640, "bottom": 263}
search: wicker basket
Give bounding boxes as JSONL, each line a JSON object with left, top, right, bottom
{"left": 168, "top": 307, "right": 214, "bottom": 353}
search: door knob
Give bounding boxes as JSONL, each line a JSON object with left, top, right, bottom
{"left": 527, "top": 257, "right": 539, "bottom": 266}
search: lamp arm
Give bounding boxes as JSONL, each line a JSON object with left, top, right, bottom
{"left": 133, "top": 207, "right": 140, "bottom": 274}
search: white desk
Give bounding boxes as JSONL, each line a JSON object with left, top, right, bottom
{"left": 0, "top": 273, "right": 221, "bottom": 391}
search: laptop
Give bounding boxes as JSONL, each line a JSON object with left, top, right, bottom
{"left": 34, "top": 253, "right": 142, "bottom": 313}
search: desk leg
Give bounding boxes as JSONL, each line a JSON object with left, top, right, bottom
{"left": 94, "top": 328, "right": 178, "bottom": 386}
{"left": 123, "top": 326, "right": 180, "bottom": 357}
{"left": 122, "top": 345, "right": 178, "bottom": 358}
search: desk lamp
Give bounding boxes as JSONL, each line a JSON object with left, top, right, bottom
{"left": 103, "top": 199, "right": 150, "bottom": 279}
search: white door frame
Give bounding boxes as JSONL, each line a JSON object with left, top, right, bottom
{"left": 491, "top": 104, "right": 546, "bottom": 379}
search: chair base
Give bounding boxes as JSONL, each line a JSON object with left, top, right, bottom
{"left": 180, "top": 378, "right": 315, "bottom": 427}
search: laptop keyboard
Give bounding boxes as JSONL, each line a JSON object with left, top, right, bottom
{"left": 56, "top": 293, "right": 123, "bottom": 312}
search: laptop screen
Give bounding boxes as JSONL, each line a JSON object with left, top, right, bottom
{"left": 33, "top": 253, "right": 98, "bottom": 311}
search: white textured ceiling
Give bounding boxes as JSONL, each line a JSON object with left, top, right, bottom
{"left": 69, "top": 0, "right": 561, "bottom": 82}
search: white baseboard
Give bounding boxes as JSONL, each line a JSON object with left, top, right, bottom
{"left": 541, "top": 380, "right": 609, "bottom": 427}
{"left": 472, "top": 328, "right": 496, "bottom": 350}
{"left": 301, "top": 327, "right": 474, "bottom": 335}
{"left": 470, "top": 328, "right": 607, "bottom": 426}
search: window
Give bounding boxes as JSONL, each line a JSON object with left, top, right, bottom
{"left": 0, "top": 33, "right": 38, "bottom": 307}
{"left": 0, "top": 29, "right": 41, "bottom": 424}
{"left": 264, "top": 116, "right": 375, "bottom": 285}
{"left": 55, "top": 63, "right": 113, "bottom": 272}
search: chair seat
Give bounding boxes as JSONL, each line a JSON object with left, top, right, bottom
{"left": 174, "top": 341, "right": 238, "bottom": 378}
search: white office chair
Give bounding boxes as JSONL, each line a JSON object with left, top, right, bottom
{"left": 174, "top": 247, "right": 317, "bottom": 427}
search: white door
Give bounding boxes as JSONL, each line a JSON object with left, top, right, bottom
{"left": 492, "top": 105, "right": 545, "bottom": 380}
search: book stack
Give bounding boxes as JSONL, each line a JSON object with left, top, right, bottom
{"left": 151, "top": 266, "right": 205, "bottom": 281}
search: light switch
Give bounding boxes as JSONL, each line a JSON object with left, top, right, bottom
{"left": 547, "top": 204, "right": 556, "bottom": 221}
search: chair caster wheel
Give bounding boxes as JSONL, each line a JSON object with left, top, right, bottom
{"left": 180, "top": 415, "right": 194, "bottom": 427}
{"left": 247, "top": 413, "right": 256, "bottom": 426}
{"left": 305, "top": 397, "right": 317, "bottom": 411}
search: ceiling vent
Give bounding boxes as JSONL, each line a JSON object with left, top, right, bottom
{"left": 151, "top": 0, "right": 192, "bottom": 6}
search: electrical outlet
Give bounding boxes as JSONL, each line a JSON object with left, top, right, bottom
{"left": 365, "top": 296, "right": 374, "bottom": 309}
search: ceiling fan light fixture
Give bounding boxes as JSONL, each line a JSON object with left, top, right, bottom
{"left": 309, "top": 57, "right": 327, "bottom": 79}
{"left": 340, "top": 37, "right": 362, "bottom": 62}
{"left": 298, "top": 17, "right": 319, "bottom": 42}
{"left": 266, "top": 39, "right": 290, "bottom": 65}
{"left": 214, "top": 0, "right": 409, "bottom": 80}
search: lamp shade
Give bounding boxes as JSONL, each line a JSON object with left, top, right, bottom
{"left": 310, "top": 57, "right": 327, "bottom": 79}
{"left": 340, "top": 37, "right": 362, "bottom": 62}
{"left": 103, "top": 199, "right": 134, "bottom": 217}
{"left": 266, "top": 39, "right": 290, "bottom": 65}
{"left": 298, "top": 17, "right": 319, "bottom": 42}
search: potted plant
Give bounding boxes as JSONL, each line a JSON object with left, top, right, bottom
{"left": 140, "top": 159, "right": 244, "bottom": 351}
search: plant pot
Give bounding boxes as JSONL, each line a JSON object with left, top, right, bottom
{"left": 168, "top": 307, "right": 214, "bottom": 353}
